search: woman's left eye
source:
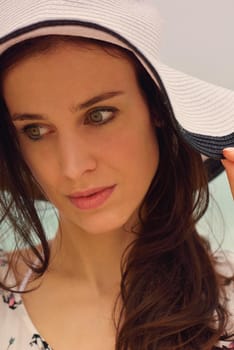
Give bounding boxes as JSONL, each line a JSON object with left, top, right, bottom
{"left": 85, "top": 108, "right": 118, "bottom": 126}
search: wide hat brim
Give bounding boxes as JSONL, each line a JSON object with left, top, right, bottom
{"left": 0, "top": 1, "right": 233, "bottom": 159}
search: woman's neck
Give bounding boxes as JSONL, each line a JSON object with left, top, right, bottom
{"left": 49, "top": 216, "right": 137, "bottom": 295}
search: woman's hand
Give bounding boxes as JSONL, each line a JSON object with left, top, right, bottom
{"left": 221, "top": 148, "right": 234, "bottom": 199}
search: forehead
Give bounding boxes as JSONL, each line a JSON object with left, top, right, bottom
{"left": 3, "top": 41, "right": 137, "bottom": 91}
{"left": 2, "top": 42, "right": 141, "bottom": 116}
{"left": 3, "top": 41, "right": 136, "bottom": 81}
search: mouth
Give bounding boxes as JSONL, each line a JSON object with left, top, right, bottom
{"left": 68, "top": 185, "right": 116, "bottom": 210}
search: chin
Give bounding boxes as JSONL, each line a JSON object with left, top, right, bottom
{"left": 64, "top": 208, "right": 138, "bottom": 236}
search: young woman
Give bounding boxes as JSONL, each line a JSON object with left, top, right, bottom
{"left": 0, "top": 1, "right": 234, "bottom": 350}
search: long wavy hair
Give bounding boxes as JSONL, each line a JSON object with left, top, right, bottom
{"left": 0, "top": 35, "right": 232, "bottom": 350}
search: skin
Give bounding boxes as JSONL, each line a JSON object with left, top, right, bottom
{"left": 2, "top": 43, "right": 159, "bottom": 349}
{"left": 222, "top": 148, "right": 234, "bottom": 199}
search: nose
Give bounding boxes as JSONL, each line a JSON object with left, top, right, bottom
{"left": 57, "top": 133, "right": 97, "bottom": 180}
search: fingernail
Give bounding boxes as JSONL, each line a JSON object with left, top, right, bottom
{"left": 223, "top": 147, "right": 234, "bottom": 160}
{"left": 223, "top": 147, "right": 234, "bottom": 152}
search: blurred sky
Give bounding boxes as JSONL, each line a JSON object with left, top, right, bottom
{"left": 155, "top": 0, "right": 234, "bottom": 90}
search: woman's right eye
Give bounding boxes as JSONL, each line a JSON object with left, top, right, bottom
{"left": 21, "top": 124, "right": 49, "bottom": 141}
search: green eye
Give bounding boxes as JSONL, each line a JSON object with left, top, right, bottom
{"left": 90, "top": 110, "right": 104, "bottom": 123}
{"left": 86, "top": 108, "right": 117, "bottom": 126}
{"left": 22, "top": 124, "right": 48, "bottom": 141}
{"left": 29, "top": 126, "right": 40, "bottom": 137}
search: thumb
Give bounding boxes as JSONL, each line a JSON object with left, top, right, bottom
{"left": 222, "top": 148, "right": 234, "bottom": 199}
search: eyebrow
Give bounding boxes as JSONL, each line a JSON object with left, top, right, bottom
{"left": 11, "top": 90, "right": 125, "bottom": 121}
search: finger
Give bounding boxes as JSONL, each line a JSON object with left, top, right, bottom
{"left": 223, "top": 147, "right": 234, "bottom": 161}
{"left": 221, "top": 158, "right": 234, "bottom": 199}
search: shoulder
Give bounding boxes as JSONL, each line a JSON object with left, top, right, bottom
{"left": 0, "top": 248, "right": 16, "bottom": 286}
{"left": 0, "top": 250, "right": 39, "bottom": 350}
{"left": 0, "top": 249, "right": 22, "bottom": 309}
{"left": 214, "top": 250, "right": 234, "bottom": 349}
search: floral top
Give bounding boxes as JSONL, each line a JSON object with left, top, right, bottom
{"left": 0, "top": 250, "right": 234, "bottom": 350}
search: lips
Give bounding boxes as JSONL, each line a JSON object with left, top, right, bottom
{"left": 68, "top": 185, "right": 116, "bottom": 210}
{"left": 69, "top": 186, "right": 113, "bottom": 198}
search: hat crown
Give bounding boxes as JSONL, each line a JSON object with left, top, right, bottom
{"left": 0, "top": 0, "right": 162, "bottom": 58}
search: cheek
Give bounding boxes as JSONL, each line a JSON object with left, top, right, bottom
{"left": 20, "top": 144, "right": 57, "bottom": 193}
{"left": 129, "top": 128, "right": 159, "bottom": 185}
{"left": 99, "top": 120, "right": 159, "bottom": 183}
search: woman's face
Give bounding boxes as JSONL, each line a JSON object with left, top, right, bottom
{"left": 2, "top": 42, "right": 159, "bottom": 235}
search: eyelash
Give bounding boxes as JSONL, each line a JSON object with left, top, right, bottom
{"left": 19, "top": 107, "right": 118, "bottom": 141}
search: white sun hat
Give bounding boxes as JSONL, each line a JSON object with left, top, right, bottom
{"left": 0, "top": 0, "right": 233, "bottom": 159}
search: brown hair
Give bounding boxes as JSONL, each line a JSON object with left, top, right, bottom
{"left": 0, "top": 35, "right": 232, "bottom": 350}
